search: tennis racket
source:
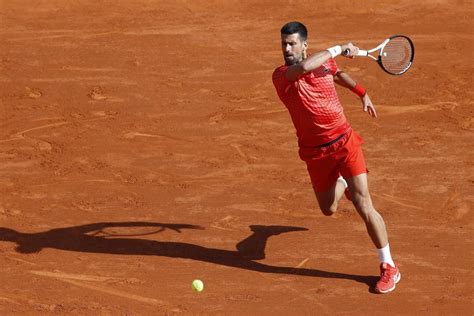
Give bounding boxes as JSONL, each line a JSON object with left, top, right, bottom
{"left": 343, "top": 35, "right": 414, "bottom": 75}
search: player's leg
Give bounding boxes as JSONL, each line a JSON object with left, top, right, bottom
{"left": 339, "top": 131, "right": 388, "bottom": 245}
{"left": 346, "top": 173, "right": 388, "bottom": 248}
{"left": 314, "top": 176, "right": 347, "bottom": 216}
{"left": 340, "top": 130, "right": 400, "bottom": 293}
{"left": 346, "top": 173, "right": 400, "bottom": 293}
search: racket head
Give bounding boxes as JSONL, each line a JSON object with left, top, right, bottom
{"left": 378, "top": 35, "right": 415, "bottom": 75}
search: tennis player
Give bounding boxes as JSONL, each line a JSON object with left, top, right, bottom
{"left": 272, "top": 21, "right": 400, "bottom": 294}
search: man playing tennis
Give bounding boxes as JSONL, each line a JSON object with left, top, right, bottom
{"left": 272, "top": 21, "right": 400, "bottom": 294}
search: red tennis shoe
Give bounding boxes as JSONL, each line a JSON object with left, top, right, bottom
{"left": 375, "top": 262, "right": 401, "bottom": 294}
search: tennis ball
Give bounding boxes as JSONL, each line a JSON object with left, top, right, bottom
{"left": 192, "top": 279, "right": 204, "bottom": 292}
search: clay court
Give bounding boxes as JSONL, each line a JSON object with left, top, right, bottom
{"left": 1, "top": 0, "right": 473, "bottom": 314}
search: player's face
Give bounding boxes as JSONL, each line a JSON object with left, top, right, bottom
{"left": 281, "top": 33, "right": 307, "bottom": 65}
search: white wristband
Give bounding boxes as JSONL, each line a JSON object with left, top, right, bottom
{"left": 327, "top": 45, "right": 342, "bottom": 58}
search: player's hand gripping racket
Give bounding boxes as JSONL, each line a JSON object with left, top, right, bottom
{"left": 344, "top": 35, "right": 414, "bottom": 75}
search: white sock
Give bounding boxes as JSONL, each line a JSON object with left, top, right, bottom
{"left": 377, "top": 244, "right": 395, "bottom": 267}
{"left": 337, "top": 176, "right": 348, "bottom": 189}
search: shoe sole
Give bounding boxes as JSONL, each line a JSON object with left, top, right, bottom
{"left": 375, "top": 272, "right": 401, "bottom": 294}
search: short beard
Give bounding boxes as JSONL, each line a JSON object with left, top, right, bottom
{"left": 285, "top": 55, "right": 303, "bottom": 65}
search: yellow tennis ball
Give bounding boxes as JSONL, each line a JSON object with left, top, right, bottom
{"left": 192, "top": 279, "right": 204, "bottom": 292}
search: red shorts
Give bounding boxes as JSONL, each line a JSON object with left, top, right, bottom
{"left": 300, "top": 129, "right": 368, "bottom": 192}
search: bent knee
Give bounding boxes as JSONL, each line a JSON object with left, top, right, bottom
{"left": 320, "top": 204, "right": 337, "bottom": 216}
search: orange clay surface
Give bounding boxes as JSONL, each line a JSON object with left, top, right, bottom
{"left": 0, "top": 1, "right": 473, "bottom": 314}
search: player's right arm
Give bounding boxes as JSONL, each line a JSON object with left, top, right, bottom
{"left": 285, "top": 43, "right": 358, "bottom": 82}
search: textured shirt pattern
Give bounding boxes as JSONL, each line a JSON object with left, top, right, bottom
{"left": 272, "top": 58, "right": 350, "bottom": 148}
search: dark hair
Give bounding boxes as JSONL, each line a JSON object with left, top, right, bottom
{"left": 280, "top": 21, "right": 307, "bottom": 40}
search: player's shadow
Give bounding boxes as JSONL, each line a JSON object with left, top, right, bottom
{"left": 0, "top": 222, "right": 378, "bottom": 289}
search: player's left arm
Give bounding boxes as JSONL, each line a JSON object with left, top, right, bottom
{"left": 334, "top": 69, "right": 377, "bottom": 118}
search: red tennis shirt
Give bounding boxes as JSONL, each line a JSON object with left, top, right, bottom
{"left": 272, "top": 58, "right": 350, "bottom": 149}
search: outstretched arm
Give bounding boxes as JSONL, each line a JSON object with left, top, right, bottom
{"left": 285, "top": 43, "right": 358, "bottom": 82}
{"left": 334, "top": 69, "right": 377, "bottom": 118}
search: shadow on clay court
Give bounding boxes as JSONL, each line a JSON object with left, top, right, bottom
{"left": 0, "top": 222, "right": 378, "bottom": 290}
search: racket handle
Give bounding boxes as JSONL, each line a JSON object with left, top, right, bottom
{"left": 343, "top": 49, "right": 369, "bottom": 57}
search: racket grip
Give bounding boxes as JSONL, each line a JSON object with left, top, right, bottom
{"left": 343, "top": 49, "right": 368, "bottom": 57}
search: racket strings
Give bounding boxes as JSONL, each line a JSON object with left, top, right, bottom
{"left": 380, "top": 37, "right": 413, "bottom": 75}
